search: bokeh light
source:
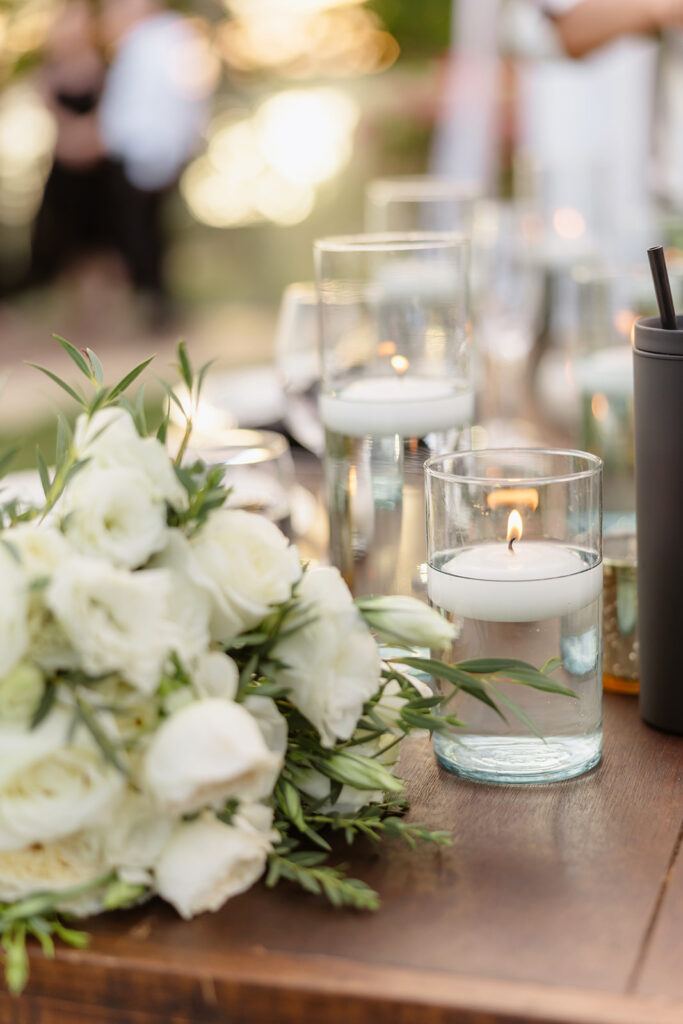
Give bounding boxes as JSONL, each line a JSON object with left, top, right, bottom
{"left": 0, "top": 84, "right": 55, "bottom": 225}
{"left": 254, "top": 88, "right": 358, "bottom": 186}
{"left": 181, "top": 87, "right": 359, "bottom": 228}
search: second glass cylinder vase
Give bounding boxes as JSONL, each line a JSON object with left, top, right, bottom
{"left": 425, "top": 448, "right": 603, "bottom": 784}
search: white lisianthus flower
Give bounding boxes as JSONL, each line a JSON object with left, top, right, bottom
{"left": 155, "top": 807, "right": 277, "bottom": 919}
{"left": 46, "top": 557, "right": 175, "bottom": 694}
{"left": 272, "top": 567, "right": 381, "bottom": 747}
{"left": 72, "top": 407, "right": 187, "bottom": 510}
{"left": 165, "top": 566, "right": 212, "bottom": 667}
{"left": 0, "top": 545, "right": 28, "bottom": 678}
{"left": 105, "top": 791, "right": 174, "bottom": 887}
{"left": 143, "top": 698, "right": 282, "bottom": 814}
{"left": 0, "top": 662, "right": 45, "bottom": 724}
{"left": 164, "top": 510, "right": 301, "bottom": 643}
{"left": 356, "top": 595, "right": 456, "bottom": 650}
{"left": 0, "top": 708, "right": 125, "bottom": 851}
{"left": 194, "top": 651, "right": 239, "bottom": 700}
{"left": 0, "top": 831, "right": 107, "bottom": 911}
{"left": 5, "top": 525, "right": 77, "bottom": 672}
{"left": 61, "top": 465, "right": 168, "bottom": 569}
{"left": 372, "top": 675, "right": 433, "bottom": 735}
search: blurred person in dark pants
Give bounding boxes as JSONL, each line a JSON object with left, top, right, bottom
{"left": 30, "top": 0, "right": 109, "bottom": 288}
{"left": 98, "top": 0, "right": 213, "bottom": 324}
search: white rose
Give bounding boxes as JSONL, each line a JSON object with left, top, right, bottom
{"left": 272, "top": 567, "right": 381, "bottom": 747}
{"left": 155, "top": 808, "right": 276, "bottom": 919}
{"left": 180, "top": 510, "right": 301, "bottom": 642}
{"left": 143, "top": 698, "right": 282, "bottom": 814}
{"left": 0, "top": 831, "right": 107, "bottom": 911}
{"left": 0, "top": 545, "right": 28, "bottom": 678}
{"left": 104, "top": 791, "right": 174, "bottom": 886}
{"left": 356, "top": 595, "right": 456, "bottom": 650}
{"left": 46, "top": 557, "right": 175, "bottom": 694}
{"left": 0, "top": 707, "right": 125, "bottom": 851}
{"left": 61, "top": 465, "right": 168, "bottom": 569}
{"left": 73, "top": 407, "right": 187, "bottom": 510}
{"left": 194, "top": 651, "right": 239, "bottom": 700}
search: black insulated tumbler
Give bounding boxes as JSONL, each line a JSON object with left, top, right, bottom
{"left": 633, "top": 314, "right": 683, "bottom": 734}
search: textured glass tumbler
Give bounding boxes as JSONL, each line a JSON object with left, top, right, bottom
{"left": 365, "top": 176, "right": 481, "bottom": 235}
{"left": 315, "top": 233, "right": 473, "bottom": 599}
{"left": 425, "top": 448, "right": 603, "bottom": 784}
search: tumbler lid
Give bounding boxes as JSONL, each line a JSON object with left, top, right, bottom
{"left": 634, "top": 315, "right": 683, "bottom": 355}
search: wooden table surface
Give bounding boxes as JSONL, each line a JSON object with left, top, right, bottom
{"left": 4, "top": 692, "right": 682, "bottom": 1024}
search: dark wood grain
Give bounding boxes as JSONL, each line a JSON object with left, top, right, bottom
{"left": 10, "top": 694, "right": 683, "bottom": 1024}
{"left": 633, "top": 769, "right": 683, "bottom": 1000}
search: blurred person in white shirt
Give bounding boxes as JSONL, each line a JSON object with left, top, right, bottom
{"left": 546, "top": 0, "right": 683, "bottom": 213}
{"left": 98, "top": 0, "right": 213, "bottom": 322}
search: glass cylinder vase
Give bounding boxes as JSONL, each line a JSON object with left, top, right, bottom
{"left": 315, "top": 233, "right": 473, "bottom": 599}
{"left": 425, "top": 448, "right": 603, "bottom": 784}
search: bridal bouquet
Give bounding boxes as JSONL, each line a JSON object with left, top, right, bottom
{"left": 0, "top": 340, "right": 571, "bottom": 995}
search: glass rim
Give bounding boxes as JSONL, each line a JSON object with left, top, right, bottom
{"left": 185, "top": 428, "right": 290, "bottom": 463}
{"left": 314, "top": 232, "right": 469, "bottom": 254}
{"left": 424, "top": 447, "right": 603, "bottom": 486}
{"left": 366, "top": 176, "right": 484, "bottom": 202}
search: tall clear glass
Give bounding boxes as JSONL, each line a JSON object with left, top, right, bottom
{"left": 274, "top": 282, "right": 323, "bottom": 456}
{"left": 315, "top": 233, "right": 472, "bottom": 598}
{"left": 365, "top": 177, "right": 481, "bottom": 235}
{"left": 425, "top": 448, "right": 603, "bottom": 784}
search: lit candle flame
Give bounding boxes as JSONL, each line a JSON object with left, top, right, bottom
{"left": 378, "top": 340, "right": 396, "bottom": 357}
{"left": 507, "top": 509, "right": 523, "bottom": 551}
{"left": 390, "top": 354, "right": 409, "bottom": 376}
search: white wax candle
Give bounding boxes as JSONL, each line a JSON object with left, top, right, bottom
{"left": 319, "top": 378, "right": 474, "bottom": 438}
{"left": 428, "top": 542, "right": 602, "bottom": 622}
{"left": 375, "top": 260, "right": 459, "bottom": 301}
{"left": 573, "top": 346, "right": 633, "bottom": 398}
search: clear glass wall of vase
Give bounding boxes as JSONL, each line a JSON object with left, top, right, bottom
{"left": 425, "top": 448, "right": 603, "bottom": 784}
{"left": 364, "top": 176, "right": 482, "bottom": 236}
{"left": 314, "top": 233, "right": 473, "bottom": 600}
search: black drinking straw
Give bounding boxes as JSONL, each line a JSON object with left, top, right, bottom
{"left": 647, "top": 245, "right": 678, "bottom": 329}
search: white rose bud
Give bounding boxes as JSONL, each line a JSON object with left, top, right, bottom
{"left": 372, "top": 674, "right": 433, "bottom": 735}
{"left": 178, "top": 510, "right": 301, "bottom": 642}
{"left": 194, "top": 651, "right": 239, "bottom": 700}
{"left": 0, "top": 662, "right": 45, "bottom": 724}
{"left": 0, "top": 545, "right": 28, "bottom": 678}
{"left": 46, "top": 557, "right": 175, "bottom": 694}
{"left": 272, "top": 567, "right": 381, "bottom": 747}
{"left": 155, "top": 808, "right": 276, "bottom": 919}
{"left": 293, "top": 734, "right": 399, "bottom": 816}
{"left": 143, "top": 698, "right": 282, "bottom": 814}
{"left": 356, "top": 595, "right": 455, "bottom": 651}
{"left": 61, "top": 465, "right": 168, "bottom": 569}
